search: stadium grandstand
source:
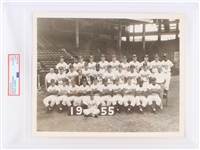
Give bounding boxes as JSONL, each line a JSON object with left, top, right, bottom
{"left": 37, "top": 18, "right": 179, "bottom": 88}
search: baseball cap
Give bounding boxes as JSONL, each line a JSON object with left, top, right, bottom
{"left": 151, "top": 77, "right": 156, "bottom": 81}
{"left": 101, "top": 54, "right": 105, "bottom": 58}
{"left": 112, "top": 54, "right": 116, "bottom": 58}
{"left": 62, "top": 78, "right": 68, "bottom": 82}
{"left": 89, "top": 55, "right": 94, "bottom": 59}
{"left": 82, "top": 78, "right": 87, "bottom": 82}
{"left": 49, "top": 68, "right": 54, "bottom": 71}
{"left": 60, "top": 56, "right": 64, "bottom": 59}
{"left": 123, "top": 56, "right": 127, "bottom": 59}
{"left": 130, "top": 65, "right": 135, "bottom": 68}
{"left": 157, "top": 65, "right": 162, "bottom": 69}
{"left": 133, "top": 54, "right": 137, "bottom": 57}
{"left": 79, "top": 56, "right": 83, "bottom": 59}
{"left": 96, "top": 63, "right": 100, "bottom": 67}
{"left": 115, "top": 78, "right": 120, "bottom": 81}
{"left": 154, "top": 54, "right": 159, "bottom": 58}
{"left": 84, "top": 62, "right": 88, "bottom": 66}
{"left": 51, "top": 79, "right": 55, "bottom": 83}
{"left": 69, "top": 64, "right": 74, "bottom": 68}
{"left": 104, "top": 78, "right": 108, "bottom": 82}
{"left": 163, "top": 53, "right": 167, "bottom": 57}
{"left": 118, "top": 64, "right": 122, "bottom": 68}
{"left": 144, "top": 54, "right": 149, "bottom": 58}
{"left": 107, "top": 65, "right": 112, "bottom": 68}
{"left": 93, "top": 76, "right": 98, "bottom": 81}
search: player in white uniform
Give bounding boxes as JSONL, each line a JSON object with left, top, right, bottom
{"left": 83, "top": 92, "right": 101, "bottom": 118}
{"left": 56, "top": 67, "right": 66, "bottom": 88}
{"left": 129, "top": 54, "right": 141, "bottom": 72}
{"left": 99, "top": 54, "right": 109, "bottom": 71}
{"left": 161, "top": 53, "right": 173, "bottom": 98}
{"left": 75, "top": 56, "right": 85, "bottom": 70}
{"left": 56, "top": 78, "right": 69, "bottom": 113}
{"left": 139, "top": 63, "right": 152, "bottom": 87}
{"left": 109, "top": 54, "right": 120, "bottom": 71}
{"left": 126, "top": 65, "right": 140, "bottom": 85}
{"left": 77, "top": 78, "right": 90, "bottom": 107}
{"left": 82, "top": 62, "right": 93, "bottom": 85}
{"left": 102, "top": 65, "right": 116, "bottom": 85}
{"left": 121, "top": 56, "right": 130, "bottom": 71}
{"left": 43, "top": 79, "right": 59, "bottom": 113}
{"left": 62, "top": 79, "right": 79, "bottom": 107}
{"left": 152, "top": 66, "right": 166, "bottom": 109}
{"left": 147, "top": 77, "right": 162, "bottom": 114}
{"left": 110, "top": 78, "right": 123, "bottom": 112}
{"left": 114, "top": 65, "right": 126, "bottom": 84}
{"left": 88, "top": 55, "right": 96, "bottom": 70}
{"left": 135, "top": 78, "right": 148, "bottom": 114}
{"left": 66, "top": 64, "right": 78, "bottom": 85}
{"left": 122, "top": 77, "right": 136, "bottom": 114}
{"left": 45, "top": 68, "right": 57, "bottom": 90}
{"left": 91, "top": 63, "right": 104, "bottom": 85}
{"left": 100, "top": 78, "right": 113, "bottom": 106}
{"left": 56, "top": 56, "right": 68, "bottom": 72}
{"left": 140, "top": 54, "right": 151, "bottom": 70}
{"left": 151, "top": 54, "right": 162, "bottom": 74}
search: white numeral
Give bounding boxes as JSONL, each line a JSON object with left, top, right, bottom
{"left": 108, "top": 107, "right": 115, "bottom": 115}
{"left": 101, "top": 107, "right": 107, "bottom": 115}
{"left": 76, "top": 106, "right": 83, "bottom": 115}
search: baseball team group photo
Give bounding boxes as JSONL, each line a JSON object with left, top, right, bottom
{"left": 35, "top": 17, "right": 180, "bottom": 133}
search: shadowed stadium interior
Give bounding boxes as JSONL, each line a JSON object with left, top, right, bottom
{"left": 37, "top": 18, "right": 180, "bottom": 132}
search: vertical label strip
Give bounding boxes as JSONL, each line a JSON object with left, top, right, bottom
{"left": 8, "top": 54, "right": 20, "bottom": 96}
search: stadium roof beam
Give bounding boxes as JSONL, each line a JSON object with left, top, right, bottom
{"left": 75, "top": 19, "right": 79, "bottom": 48}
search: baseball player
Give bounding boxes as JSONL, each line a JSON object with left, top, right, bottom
{"left": 122, "top": 77, "right": 136, "bottom": 114}
{"left": 56, "top": 78, "right": 69, "bottom": 113}
{"left": 109, "top": 54, "right": 120, "bottom": 71}
{"left": 110, "top": 78, "right": 123, "bottom": 112}
{"left": 100, "top": 78, "right": 113, "bottom": 106}
{"left": 147, "top": 77, "right": 162, "bottom": 114}
{"left": 135, "top": 78, "right": 148, "bottom": 114}
{"left": 98, "top": 54, "right": 109, "bottom": 71}
{"left": 62, "top": 79, "right": 79, "bottom": 107}
{"left": 56, "top": 56, "right": 68, "bottom": 72}
{"left": 114, "top": 64, "right": 126, "bottom": 84}
{"left": 152, "top": 66, "right": 166, "bottom": 109}
{"left": 140, "top": 54, "right": 151, "bottom": 70}
{"left": 88, "top": 55, "right": 96, "bottom": 70}
{"left": 45, "top": 68, "right": 57, "bottom": 90}
{"left": 102, "top": 65, "right": 116, "bottom": 85}
{"left": 83, "top": 92, "right": 101, "bottom": 118}
{"left": 151, "top": 54, "right": 162, "bottom": 74}
{"left": 161, "top": 53, "right": 173, "bottom": 98}
{"left": 125, "top": 65, "right": 140, "bottom": 85}
{"left": 66, "top": 64, "right": 78, "bottom": 85}
{"left": 139, "top": 63, "right": 152, "bottom": 87}
{"left": 43, "top": 79, "right": 59, "bottom": 113}
{"left": 91, "top": 63, "right": 104, "bottom": 85}
{"left": 129, "top": 54, "right": 141, "bottom": 72}
{"left": 82, "top": 62, "right": 93, "bottom": 85}
{"left": 121, "top": 56, "right": 130, "bottom": 71}
{"left": 56, "top": 67, "right": 67, "bottom": 88}
{"left": 75, "top": 56, "right": 85, "bottom": 70}
{"left": 77, "top": 78, "right": 90, "bottom": 107}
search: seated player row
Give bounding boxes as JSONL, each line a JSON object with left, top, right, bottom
{"left": 43, "top": 76, "right": 163, "bottom": 117}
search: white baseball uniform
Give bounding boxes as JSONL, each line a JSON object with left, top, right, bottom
{"left": 139, "top": 69, "right": 152, "bottom": 87}
{"left": 43, "top": 85, "right": 59, "bottom": 107}
{"left": 114, "top": 70, "right": 127, "bottom": 84}
{"left": 78, "top": 85, "right": 90, "bottom": 106}
{"left": 110, "top": 84, "right": 123, "bottom": 106}
{"left": 45, "top": 73, "right": 57, "bottom": 84}
{"left": 66, "top": 71, "right": 79, "bottom": 84}
{"left": 102, "top": 72, "right": 116, "bottom": 85}
{"left": 140, "top": 61, "right": 151, "bottom": 70}
{"left": 99, "top": 61, "right": 109, "bottom": 71}
{"left": 122, "top": 83, "right": 136, "bottom": 107}
{"left": 62, "top": 85, "right": 79, "bottom": 106}
{"left": 56, "top": 85, "right": 69, "bottom": 105}
{"left": 126, "top": 71, "right": 140, "bottom": 85}
{"left": 161, "top": 60, "right": 173, "bottom": 90}
{"left": 91, "top": 69, "right": 105, "bottom": 85}
{"left": 56, "top": 72, "right": 67, "bottom": 87}
{"left": 150, "top": 60, "right": 162, "bottom": 74}
{"left": 75, "top": 61, "right": 85, "bottom": 70}
{"left": 135, "top": 85, "right": 148, "bottom": 107}
{"left": 83, "top": 97, "right": 100, "bottom": 115}
{"left": 88, "top": 62, "right": 96, "bottom": 70}
{"left": 56, "top": 62, "right": 68, "bottom": 71}
{"left": 129, "top": 60, "right": 141, "bottom": 72}
{"left": 99, "top": 84, "right": 113, "bottom": 106}
{"left": 109, "top": 60, "right": 120, "bottom": 70}
{"left": 89, "top": 84, "right": 101, "bottom": 102}
{"left": 121, "top": 62, "right": 130, "bottom": 71}
{"left": 147, "top": 84, "right": 162, "bottom": 106}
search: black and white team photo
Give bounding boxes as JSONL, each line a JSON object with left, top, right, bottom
{"left": 36, "top": 18, "right": 180, "bottom": 133}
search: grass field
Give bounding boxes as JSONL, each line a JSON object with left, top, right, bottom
{"left": 37, "top": 75, "right": 179, "bottom": 132}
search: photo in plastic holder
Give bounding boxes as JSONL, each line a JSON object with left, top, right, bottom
{"left": 32, "top": 13, "right": 185, "bottom": 137}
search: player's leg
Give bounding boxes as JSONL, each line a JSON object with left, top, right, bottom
{"left": 130, "top": 96, "right": 137, "bottom": 113}
{"left": 43, "top": 96, "right": 52, "bottom": 113}
{"left": 56, "top": 96, "right": 64, "bottom": 113}
{"left": 83, "top": 109, "right": 91, "bottom": 117}
{"left": 158, "top": 83, "right": 164, "bottom": 109}
{"left": 147, "top": 96, "right": 156, "bottom": 114}
{"left": 123, "top": 97, "right": 131, "bottom": 114}
{"left": 136, "top": 96, "right": 144, "bottom": 114}
{"left": 73, "top": 96, "right": 82, "bottom": 107}
{"left": 163, "top": 72, "right": 171, "bottom": 102}
{"left": 90, "top": 109, "right": 100, "bottom": 118}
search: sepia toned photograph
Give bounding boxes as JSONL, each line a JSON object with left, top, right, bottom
{"left": 32, "top": 13, "right": 185, "bottom": 137}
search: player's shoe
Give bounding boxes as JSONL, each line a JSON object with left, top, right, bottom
{"left": 116, "top": 108, "right": 120, "bottom": 113}
{"left": 59, "top": 107, "right": 63, "bottom": 113}
{"left": 92, "top": 114, "right": 98, "bottom": 118}
{"left": 47, "top": 107, "right": 52, "bottom": 113}
{"left": 160, "top": 105, "right": 163, "bottom": 110}
{"left": 84, "top": 115, "right": 89, "bottom": 117}
{"left": 139, "top": 108, "right": 144, "bottom": 114}
{"left": 153, "top": 108, "right": 157, "bottom": 114}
